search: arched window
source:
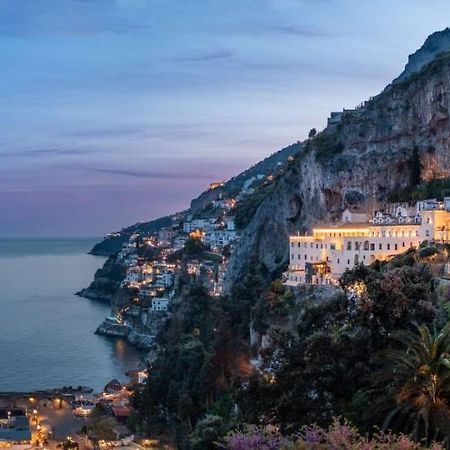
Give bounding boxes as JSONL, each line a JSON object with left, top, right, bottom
{"left": 364, "top": 240, "right": 369, "bottom": 251}
{"left": 347, "top": 241, "right": 352, "bottom": 251}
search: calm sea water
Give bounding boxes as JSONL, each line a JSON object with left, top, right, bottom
{"left": 0, "top": 238, "right": 142, "bottom": 392}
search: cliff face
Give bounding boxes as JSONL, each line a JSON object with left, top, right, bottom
{"left": 394, "top": 28, "right": 450, "bottom": 84}
{"left": 224, "top": 51, "right": 450, "bottom": 292}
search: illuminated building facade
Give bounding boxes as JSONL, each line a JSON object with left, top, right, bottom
{"left": 285, "top": 202, "right": 450, "bottom": 286}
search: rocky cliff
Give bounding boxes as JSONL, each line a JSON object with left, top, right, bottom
{"left": 224, "top": 48, "right": 450, "bottom": 292}
{"left": 394, "top": 27, "right": 450, "bottom": 83}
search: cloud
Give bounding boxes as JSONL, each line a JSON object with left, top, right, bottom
{"left": 64, "top": 126, "right": 146, "bottom": 139}
{"left": 171, "top": 50, "right": 234, "bottom": 63}
{"left": 263, "top": 25, "right": 334, "bottom": 37}
{"left": 85, "top": 167, "right": 215, "bottom": 180}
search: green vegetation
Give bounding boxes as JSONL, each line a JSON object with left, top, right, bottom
{"left": 184, "top": 237, "right": 207, "bottom": 256}
{"left": 370, "top": 324, "right": 450, "bottom": 445}
{"left": 394, "top": 50, "right": 450, "bottom": 92}
{"left": 234, "top": 183, "right": 275, "bottom": 229}
{"left": 132, "top": 266, "right": 272, "bottom": 449}
{"left": 389, "top": 177, "right": 450, "bottom": 202}
{"left": 311, "top": 131, "right": 345, "bottom": 162}
{"left": 132, "top": 245, "right": 450, "bottom": 448}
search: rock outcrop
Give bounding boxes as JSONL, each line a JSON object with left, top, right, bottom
{"left": 394, "top": 27, "right": 450, "bottom": 84}
{"left": 224, "top": 47, "right": 450, "bottom": 292}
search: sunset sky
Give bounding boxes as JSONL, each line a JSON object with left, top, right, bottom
{"left": 1, "top": 0, "right": 450, "bottom": 236}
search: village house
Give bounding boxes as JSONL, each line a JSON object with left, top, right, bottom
{"left": 285, "top": 200, "right": 450, "bottom": 286}
{"left": 173, "top": 235, "right": 188, "bottom": 250}
{"left": 158, "top": 227, "right": 175, "bottom": 244}
{"left": 186, "top": 260, "right": 201, "bottom": 276}
{"left": 183, "top": 218, "right": 211, "bottom": 233}
{"left": 151, "top": 297, "right": 170, "bottom": 312}
{"left": 203, "top": 229, "right": 237, "bottom": 248}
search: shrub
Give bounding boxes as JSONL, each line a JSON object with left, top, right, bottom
{"left": 419, "top": 246, "right": 439, "bottom": 258}
{"left": 225, "top": 419, "right": 445, "bottom": 449}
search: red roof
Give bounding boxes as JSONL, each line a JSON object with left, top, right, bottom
{"left": 112, "top": 406, "right": 130, "bottom": 418}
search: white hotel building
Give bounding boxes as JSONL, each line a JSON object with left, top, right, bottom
{"left": 285, "top": 200, "right": 450, "bottom": 286}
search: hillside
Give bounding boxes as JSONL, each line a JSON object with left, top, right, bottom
{"left": 90, "top": 215, "right": 173, "bottom": 256}
{"left": 224, "top": 46, "right": 450, "bottom": 292}
{"left": 90, "top": 142, "right": 302, "bottom": 255}
{"left": 122, "top": 28, "right": 450, "bottom": 448}
{"left": 394, "top": 27, "right": 450, "bottom": 83}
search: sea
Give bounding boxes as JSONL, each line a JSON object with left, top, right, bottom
{"left": 0, "top": 238, "right": 142, "bottom": 392}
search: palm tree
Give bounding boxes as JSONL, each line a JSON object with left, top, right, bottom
{"left": 373, "top": 323, "right": 450, "bottom": 445}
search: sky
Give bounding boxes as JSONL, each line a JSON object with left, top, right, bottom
{"left": 1, "top": 0, "right": 450, "bottom": 237}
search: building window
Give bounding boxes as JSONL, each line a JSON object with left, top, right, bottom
{"left": 291, "top": 254, "right": 294, "bottom": 260}
{"left": 387, "top": 243, "right": 390, "bottom": 250}
{"left": 310, "top": 243, "right": 313, "bottom": 248}
{"left": 291, "top": 242, "right": 294, "bottom": 248}
{"left": 337, "top": 258, "right": 340, "bottom": 264}
{"left": 427, "top": 217, "right": 431, "bottom": 224}
{"left": 415, "top": 230, "right": 419, "bottom": 236}
{"left": 347, "top": 259, "right": 350, "bottom": 264}
{"left": 316, "top": 244, "right": 319, "bottom": 249}
{"left": 304, "top": 254, "right": 307, "bottom": 260}
{"left": 297, "top": 242, "right": 301, "bottom": 247}
{"left": 403, "top": 242, "right": 405, "bottom": 247}
{"left": 426, "top": 230, "right": 430, "bottom": 237}
{"left": 347, "top": 241, "right": 352, "bottom": 251}
{"left": 394, "top": 243, "right": 398, "bottom": 250}
{"left": 364, "top": 241, "right": 369, "bottom": 250}
{"left": 370, "top": 243, "right": 375, "bottom": 251}
{"left": 320, "top": 244, "right": 323, "bottom": 249}
{"left": 355, "top": 242, "right": 360, "bottom": 251}
{"left": 379, "top": 243, "right": 382, "bottom": 250}
{"left": 298, "top": 254, "right": 301, "bottom": 259}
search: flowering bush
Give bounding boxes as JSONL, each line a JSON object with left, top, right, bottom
{"left": 225, "top": 418, "right": 445, "bottom": 450}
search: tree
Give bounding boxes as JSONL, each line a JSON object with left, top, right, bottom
{"left": 308, "top": 128, "right": 317, "bottom": 139}
{"left": 372, "top": 324, "right": 450, "bottom": 445}
{"left": 410, "top": 146, "right": 422, "bottom": 187}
